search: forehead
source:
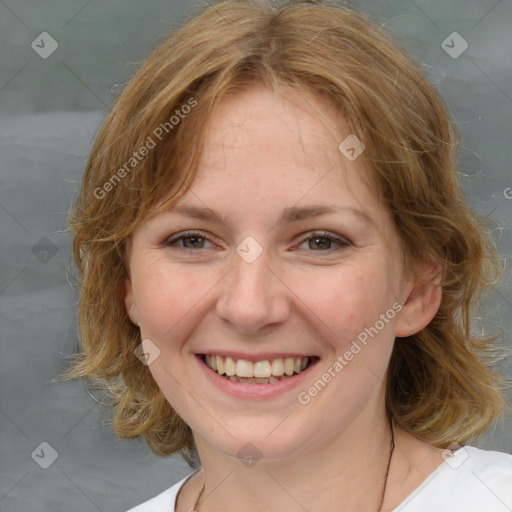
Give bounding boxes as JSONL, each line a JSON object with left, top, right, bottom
{"left": 147, "top": 85, "right": 393, "bottom": 241}
{"left": 201, "top": 85, "right": 349, "bottom": 174}
{"left": 185, "top": 86, "right": 383, "bottom": 217}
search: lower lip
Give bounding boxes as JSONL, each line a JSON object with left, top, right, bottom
{"left": 195, "top": 355, "right": 319, "bottom": 400}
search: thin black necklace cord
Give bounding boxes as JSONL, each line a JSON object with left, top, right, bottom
{"left": 190, "top": 416, "right": 395, "bottom": 512}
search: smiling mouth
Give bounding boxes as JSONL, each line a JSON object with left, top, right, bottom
{"left": 201, "top": 354, "right": 317, "bottom": 384}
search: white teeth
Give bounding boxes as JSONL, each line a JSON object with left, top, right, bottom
{"left": 224, "top": 357, "right": 236, "bottom": 376}
{"left": 253, "top": 360, "right": 272, "bottom": 378}
{"left": 236, "top": 359, "right": 254, "bottom": 378}
{"left": 284, "top": 357, "right": 295, "bottom": 376}
{"left": 271, "top": 358, "right": 285, "bottom": 376}
{"left": 216, "top": 356, "right": 225, "bottom": 376}
{"left": 204, "top": 354, "right": 312, "bottom": 381}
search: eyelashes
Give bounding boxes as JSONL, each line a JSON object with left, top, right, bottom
{"left": 297, "top": 232, "right": 351, "bottom": 252}
{"left": 164, "top": 231, "right": 215, "bottom": 250}
{"left": 164, "top": 230, "right": 351, "bottom": 253}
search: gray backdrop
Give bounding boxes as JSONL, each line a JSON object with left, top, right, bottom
{"left": 1, "top": 1, "right": 511, "bottom": 511}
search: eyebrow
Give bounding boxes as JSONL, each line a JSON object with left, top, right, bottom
{"left": 160, "top": 204, "right": 376, "bottom": 229}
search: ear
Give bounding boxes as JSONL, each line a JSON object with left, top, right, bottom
{"left": 395, "top": 258, "right": 442, "bottom": 337}
{"left": 123, "top": 258, "right": 142, "bottom": 328}
{"left": 123, "top": 236, "right": 140, "bottom": 326}
{"left": 124, "top": 277, "right": 140, "bottom": 326}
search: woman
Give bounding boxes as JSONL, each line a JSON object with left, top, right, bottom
{"left": 65, "top": 1, "right": 512, "bottom": 511}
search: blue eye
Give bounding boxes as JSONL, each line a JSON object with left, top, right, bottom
{"left": 164, "top": 230, "right": 350, "bottom": 252}
{"left": 296, "top": 232, "right": 350, "bottom": 252}
{"left": 164, "top": 231, "right": 214, "bottom": 250}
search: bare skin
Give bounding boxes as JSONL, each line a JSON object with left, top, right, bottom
{"left": 125, "top": 85, "right": 445, "bottom": 512}
{"left": 176, "top": 427, "right": 451, "bottom": 512}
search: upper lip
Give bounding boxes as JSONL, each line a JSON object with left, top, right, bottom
{"left": 197, "top": 351, "right": 318, "bottom": 362}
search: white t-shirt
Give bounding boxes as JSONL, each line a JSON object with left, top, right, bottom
{"left": 126, "top": 446, "right": 512, "bottom": 512}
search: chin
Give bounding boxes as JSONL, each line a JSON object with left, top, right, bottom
{"left": 195, "top": 420, "right": 313, "bottom": 465}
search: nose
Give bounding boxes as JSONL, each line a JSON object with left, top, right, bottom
{"left": 215, "top": 248, "right": 290, "bottom": 336}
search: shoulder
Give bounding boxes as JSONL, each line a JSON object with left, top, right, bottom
{"left": 393, "top": 446, "right": 512, "bottom": 512}
{"left": 126, "top": 472, "right": 193, "bottom": 512}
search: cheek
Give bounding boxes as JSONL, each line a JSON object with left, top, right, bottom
{"left": 289, "top": 261, "right": 396, "bottom": 342}
{"left": 134, "top": 258, "right": 211, "bottom": 341}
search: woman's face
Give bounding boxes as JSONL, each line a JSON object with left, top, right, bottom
{"left": 124, "top": 85, "right": 416, "bottom": 461}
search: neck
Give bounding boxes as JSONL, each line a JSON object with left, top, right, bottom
{"left": 189, "top": 409, "right": 395, "bottom": 512}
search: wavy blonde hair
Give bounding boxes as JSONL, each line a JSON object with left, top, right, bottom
{"left": 64, "top": 0, "right": 508, "bottom": 462}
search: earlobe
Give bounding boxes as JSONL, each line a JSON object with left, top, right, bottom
{"left": 124, "top": 277, "right": 140, "bottom": 326}
{"left": 129, "top": 305, "right": 141, "bottom": 326}
{"left": 395, "top": 259, "right": 443, "bottom": 338}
